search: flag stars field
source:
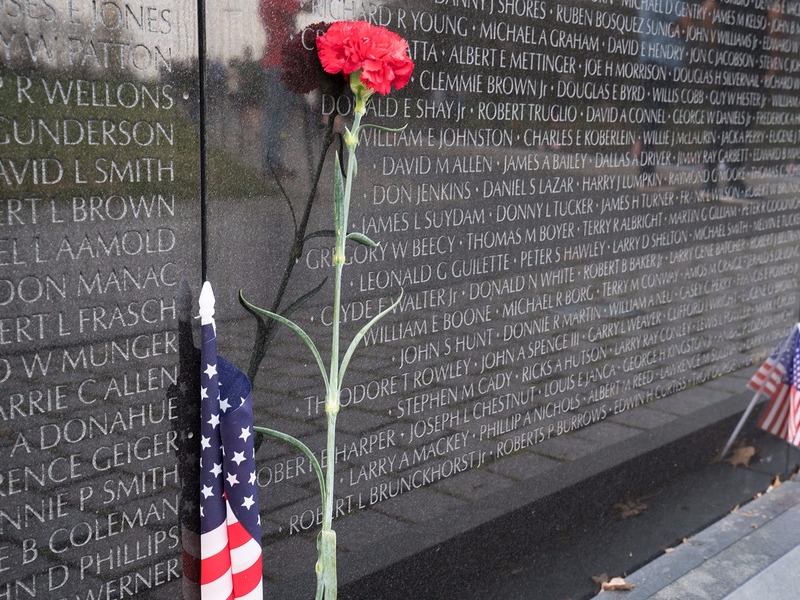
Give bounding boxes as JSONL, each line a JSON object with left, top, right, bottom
{"left": 198, "top": 282, "right": 263, "bottom": 599}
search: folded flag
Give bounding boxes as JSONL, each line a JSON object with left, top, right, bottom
{"left": 199, "top": 282, "right": 263, "bottom": 600}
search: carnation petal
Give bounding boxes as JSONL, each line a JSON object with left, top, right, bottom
{"left": 317, "top": 21, "right": 414, "bottom": 94}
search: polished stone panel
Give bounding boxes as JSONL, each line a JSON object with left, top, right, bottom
{"left": 3, "top": 0, "right": 800, "bottom": 597}
{"left": 0, "top": 1, "right": 201, "bottom": 597}
{"left": 203, "top": 0, "right": 800, "bottom": 596}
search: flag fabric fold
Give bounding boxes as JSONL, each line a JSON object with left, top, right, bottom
{"left": 199, "top": 284, "right": 263, "bottom": 600}
{"left": 749, "top": 324, "right": 800, "bottom": 447}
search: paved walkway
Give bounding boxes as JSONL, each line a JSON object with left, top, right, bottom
{"left": 598, "top": 479, "right": 800, "bottom": 600}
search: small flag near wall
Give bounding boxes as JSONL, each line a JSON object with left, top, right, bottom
{"left": 199, "top": 282, "right": 263, "bottom": 600}
{"left": 722, "top": 324, "right": 800, "bottom": 459}
{"left": 749, "top": 325, "right": 800, "bottom": 447}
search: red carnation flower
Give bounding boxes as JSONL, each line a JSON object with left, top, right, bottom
{"left": 317, "top": 21, "right": 414, "bottom": 96}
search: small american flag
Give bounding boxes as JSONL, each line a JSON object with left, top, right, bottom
{"left": 750, "top": 325, "right": 800, "bottom": 447}
{"left": 199, "top": 283, "right": 263, "bottom": 600}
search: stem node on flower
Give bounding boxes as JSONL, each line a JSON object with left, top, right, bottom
{"left": 343, "top": 131, "right": 358, "bottom": 147}
{"left": 325, "top": 389, "right": 341, "bottom": 416}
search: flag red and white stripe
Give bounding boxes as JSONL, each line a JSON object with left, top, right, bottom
{"left": 749, "top": 325, "right": 800, "bottom": 447}
{"left": 199, "top": 282, "right": 263, "bottom": 599}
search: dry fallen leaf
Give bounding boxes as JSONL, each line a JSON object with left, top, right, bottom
{"left": 601, "top": 577, "right": 635, "bottom": 591}
{"left": 615, "top": 498, "right": 649, "bottom": 519}
{"left": 768, "top": 475, "right": 781, "bottom": 491}
{"left": 591, "top": 574, "right": 609, "bottom": 586}
{"left": 730, "top": 504, "right": 740, "bottom": 513}
{"left": 725, "top": 446, "right": 756, "bottom": 467}
{"left": 664, "top": 547, "right": 675, "bottom": 553}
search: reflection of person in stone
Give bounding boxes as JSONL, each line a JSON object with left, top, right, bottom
{"left": 635, "top": 0, "right": 689, "bottom": 181}
{"left": 701, "top": 0, "right": 767, "bottom": 199}
{"left": 259, "top": 0, "right": 301, "bottom": 178}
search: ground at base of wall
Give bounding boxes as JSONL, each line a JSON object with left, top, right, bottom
{"left": 492, "top": 428, "right": 800, "bottom": 600}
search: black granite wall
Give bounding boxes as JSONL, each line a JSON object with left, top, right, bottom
{"left": 2, "top": 0, "right": 800, "bottom": 597}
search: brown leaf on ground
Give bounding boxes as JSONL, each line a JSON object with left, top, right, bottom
{"left": 768, "top": 475, "right": 781, "bottom": 491}
{"left": 591, "top": 574, "right": 609, "bottom": 586}
{"left": 601, "top": 577, "right": 635, "bottom": 591}
{"left": 684, "top": 538, "right": 704, "bottom": 547}
{"left": 615, "top": 498, "right": 649, "bottom": 519}
{"left": 725, "top": 446, "right": 756, "bottom": 467}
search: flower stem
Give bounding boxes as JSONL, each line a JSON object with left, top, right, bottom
{"left": 321, "top": 103, "right": 364, "bottom": 600}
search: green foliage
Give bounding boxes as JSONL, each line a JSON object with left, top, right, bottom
{"left": 239, "top": 292, "right": 330, "bottom": 391}
{"left": 346, "top": 232, "right": 379, "bottom": 247}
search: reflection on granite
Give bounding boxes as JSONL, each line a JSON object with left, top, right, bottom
{"left": 0, "top": 1, "right": 201, "bottom": 597}
{"left": 1, "top": 0, "right": 798, "bottom": 596}
{"left": 203, "top": 0, "right": 800, "bottom": 594}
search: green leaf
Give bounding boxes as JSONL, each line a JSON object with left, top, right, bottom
{"left": 359, "top": 123, "right": 409, "bottom": 134}
{"left": 346, "top": 232, "right": 379, "bottom": 247}
{"left": 239, "top": 292, "right": 330, "bottom": 390}
{"left": 333, "top": 153, "right": 344, "bottom": 239}
{"left": 253, "top": 426, "right": 326, "bottom": 504}
{"left": 339, "top": 290, "right": 403, "bottom": 385}
{"left": 315, "top": 533, "right": 325, "bottom": 600}
{"left": 320, "top": 530, "right": 338, "bottom": 598}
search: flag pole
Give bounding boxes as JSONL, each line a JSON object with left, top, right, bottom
{"left": 720, "top": 356, "right": 782, "bottom": 460}
{"left": 720, "top": 389, "right": 764, "bottom": 460}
